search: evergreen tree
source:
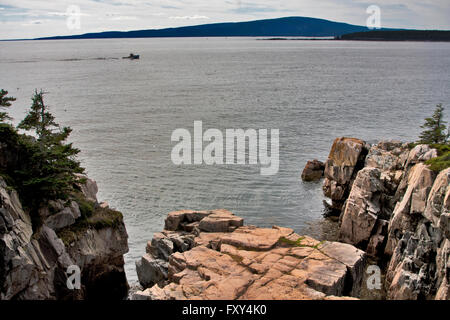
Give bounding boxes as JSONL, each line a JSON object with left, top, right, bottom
{"left": 17, "top": 90, "right": 84, "bottom": 203}
{"left": 418, "top": 104, "right": 449, "bottom": 145}
{"left": 0, "top": 89, "right": 16, "bottom": 122}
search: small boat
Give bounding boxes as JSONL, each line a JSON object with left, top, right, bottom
{"left": 123, "top": 53, "right": 140, "bottom": 60}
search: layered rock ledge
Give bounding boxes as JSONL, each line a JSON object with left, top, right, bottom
{"left": 134, "top": 209, "right": 365, "bottom": 300}
{"left": 0, "top": 175, "right": 129, "bottom": 300}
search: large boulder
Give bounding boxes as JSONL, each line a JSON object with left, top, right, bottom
{"left": 364, "top": 140, "right": 408, "bottom": 172}
{"left": 44, "top": 201, "right": 81, "bottom": 231}
{"left": 136, "top": 254, "right": 168, "bottom": 288}
{"left": 164, "top": 210, "right": 211, "bottom": 231}
{"left": 75, "top": 174, "right": 99, "bottom": 204}
{"left": 198, "top": 210, "right": 244, "bottom": 233}
{"left": 301, "top": 159, "right": 325, "bottom": 182}
{"left": 136, "top": 230, "right": 195, "bottom": 288}
{"left": 336, "top": 140, "right": 408, "bottom": 255}
{"left": 319, "top": 241, "right": 366, "bottom": 297}
{"left": 323, "top": 137, "right": 368, "bottom": 212}
{"left": 339, "top": 167, "right": 386, "bottom": 249}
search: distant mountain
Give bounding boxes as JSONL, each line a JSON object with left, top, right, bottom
{"left": 36, "top": 16, "right": 375, "bottom": 40}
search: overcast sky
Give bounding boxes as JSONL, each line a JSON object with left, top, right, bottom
{"left": 1, "top": 0, "right": 449, "bottom": 40}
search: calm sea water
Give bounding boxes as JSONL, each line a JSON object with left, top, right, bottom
{"left": 1, "top": 38, "right": 450, "bottom": 283}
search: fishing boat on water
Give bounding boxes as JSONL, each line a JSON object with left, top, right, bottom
{"left": 123, "top": 53, "right": 140, "bottom": 60}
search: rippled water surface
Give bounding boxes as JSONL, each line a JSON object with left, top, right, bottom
{"left": 1, "top": 38, "right": 450, "bottom": 283}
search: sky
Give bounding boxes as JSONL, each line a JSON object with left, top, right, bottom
{"left": 0, "top": 0, "right": 449, "bottom": 40}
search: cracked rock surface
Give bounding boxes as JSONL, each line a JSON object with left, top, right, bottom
{"left": 134, "top": 209, "right": 365, "bottom": 300}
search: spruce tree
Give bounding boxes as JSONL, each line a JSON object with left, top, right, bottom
{"left": 17, "top": 90, "right": 84, "bottom": 203}
{"left": 418, "top": 104, "right": 449, "bottom": 145}
{"left": 0, "top": 89, "right": 16, "bottom": 122}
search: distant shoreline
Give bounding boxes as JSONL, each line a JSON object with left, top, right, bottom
{"left": 259, "top": 30, "right": 450, "bottom": 42}
{"left": 337, "top": 30, "right": 450, "bottom": 42}
{"left": 259, "top": 38, "right": 450, "bottom": 42}
{"left": 257, "top": 37, "right": 335, "bottom": 41}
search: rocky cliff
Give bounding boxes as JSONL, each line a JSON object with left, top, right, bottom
{"left": 133, "top": 209, "right": 366, "bottom": 300}
{"left": 321, "top": 138, "right": 449, "bottom": 300}
{"left": 0, "top": 175, "right": 129, "bottom": 300}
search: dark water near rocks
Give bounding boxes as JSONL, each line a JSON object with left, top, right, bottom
{"left": 1, "top": 38, "right": 450, "bottom": 283}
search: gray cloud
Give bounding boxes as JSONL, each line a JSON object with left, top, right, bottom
{"left": 230, "top": 5, "right": 279, "bottom": 14}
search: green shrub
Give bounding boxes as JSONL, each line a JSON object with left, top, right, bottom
{"left": 417, "top": 104, "right": 449, "bottom": 145}
{"left": 15, "top": 90, "right": 85, "bottom": 208}
{"left": 0, "top": 89, "right": 15, "bottom": 122}
{"left": 429, "top": 143, "right": 450, "bottom": 155}
{"left": 1, "top": 89, "right": 85, "bottom": 230}
{"left": 426, "top": 151, "right": 450, "bottom": 172}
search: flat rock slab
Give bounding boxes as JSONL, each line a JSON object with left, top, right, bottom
{"left": 135, "top": 211, "right": 366, "bottom": 300}
{"left": 220, "top": 225, "right": 294, "bottom": 251}
{"left": 199, "top": 211, "right": 244, "bottom": 233}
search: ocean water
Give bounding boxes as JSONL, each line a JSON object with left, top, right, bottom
{"left": 1, "top": 38, "right": 450, "bottom": 284}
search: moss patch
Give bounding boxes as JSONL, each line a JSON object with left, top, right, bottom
{"left": 87, "top": 206, "right": 124, "bottom": 229}
{"left": 279, "top": 236, "right": 325, "bottom": 249}
{"left": 72, "top": 192, "right": 95, "bottom": 219}
{"left": 224, "top": 252, "right": 244, "bottom": 264}
{"left": 57, "top": 204, "right": 124, "bottom": 246}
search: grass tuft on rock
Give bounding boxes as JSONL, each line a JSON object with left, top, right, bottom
{"left": 279, "top": 236, "right": 325, "bottom": 249}
{"left": 72, "top": 192, "right": 95, "bottom": 219}
{"left": 57, "top": 203, "right": 124, "bottom": 246}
